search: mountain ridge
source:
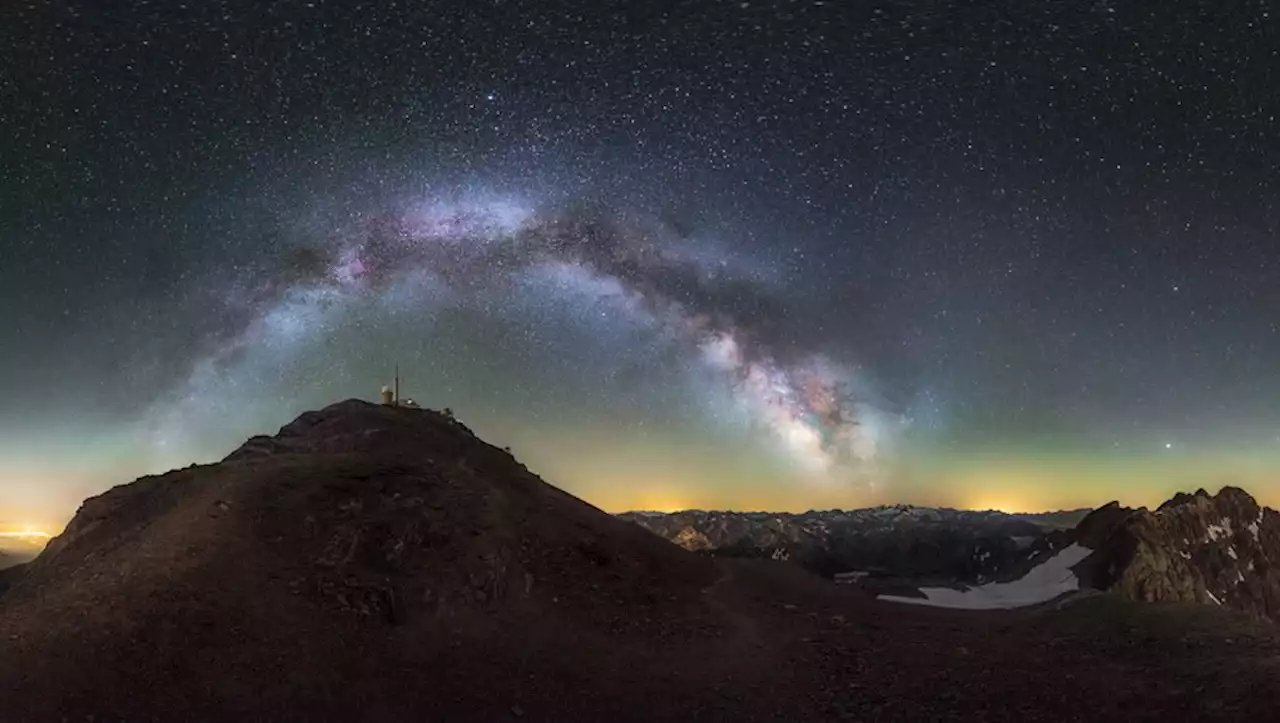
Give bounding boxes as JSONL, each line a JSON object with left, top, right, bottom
{"left": 1074, "top": 485, "right": 1280, "bottom": 621}
{"left": 624, "top": 486, "right": 1280, "bottom": 623}
{"left": 618, "top": 505, "right": 1074, "bottom": 586}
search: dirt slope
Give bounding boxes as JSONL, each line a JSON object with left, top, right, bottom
{"left": 2, "top": 400, "right": 1278, "bottom": 722}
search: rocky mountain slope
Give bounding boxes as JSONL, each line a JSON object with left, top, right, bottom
{"left": 0, "top": 400, "right": 723, "bottom": 721}
{"left": 3, "top": 400, "right": 1279, "bottom": 722}
{"left": 1076, "top": 487, "right": 1280, "bottom": 622}
{"left": 619, "top": 505, "right": 1076, "bottom": 586}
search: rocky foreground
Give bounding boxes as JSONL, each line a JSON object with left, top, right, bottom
{"left": 2, "top": 400, "right": 1279, "bottom": 722}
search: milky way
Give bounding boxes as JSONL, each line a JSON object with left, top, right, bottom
{"left": 159, "top": 191, "right": 903, "bottom": 483}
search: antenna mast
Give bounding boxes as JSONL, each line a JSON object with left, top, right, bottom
{"left": 394, "top": 364, "right": 400, "bottom": 406}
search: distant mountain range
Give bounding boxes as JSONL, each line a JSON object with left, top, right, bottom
{"left": 1011, "top": 508, "right": 1094, "bottom": 529}
{"left": 617, "top": 505, "right": 1090, "bottom": 589}
{"left": 621, "top": 488, "right": 1280, "bottom": 623}
{"left": 0, "top": 539, "right": 41, "bottom": 570}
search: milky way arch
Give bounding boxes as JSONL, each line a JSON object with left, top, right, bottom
{"left": 170, "top": 193, "right": 903, "bottom": 483}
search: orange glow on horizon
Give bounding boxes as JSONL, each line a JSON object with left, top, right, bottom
{"left": 0, "top": 526, "right": 57, "bottom": 549}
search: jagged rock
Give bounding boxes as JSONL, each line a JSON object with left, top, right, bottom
{"left": 1075, "top": 486, "right": 1280, "bottom": 620}
{"left": 671, "top": 526, "right": 713, "bottom": 552}
{"left": 1073, "top": 501, "right": 1135, "bottom": 549}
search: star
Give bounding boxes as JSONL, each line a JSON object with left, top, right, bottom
{"left": 1, "top": 0, "right": 1277, "bottom": 525}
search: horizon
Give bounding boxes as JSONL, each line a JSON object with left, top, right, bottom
{"left": 4, "top": 397, "right": 1277, "bottom": 542}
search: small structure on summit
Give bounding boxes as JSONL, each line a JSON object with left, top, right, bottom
{"left": 380, "top": 365, "right": 421, "bottom": 408}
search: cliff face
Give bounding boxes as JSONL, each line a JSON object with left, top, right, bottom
{"left": 1078, "top": 487, "right": 1280, "bottom": 620}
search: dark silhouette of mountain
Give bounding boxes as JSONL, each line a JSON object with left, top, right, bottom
{"left": 2, "top": 400, "right": 1279, "bottom": 722}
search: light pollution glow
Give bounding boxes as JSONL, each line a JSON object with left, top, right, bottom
{"left": 3, "top": 447, "right": 1279, "bottom": 543}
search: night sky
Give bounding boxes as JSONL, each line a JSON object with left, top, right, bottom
{"left": 3, "top": 0, "right": 1279, "bottom": 534}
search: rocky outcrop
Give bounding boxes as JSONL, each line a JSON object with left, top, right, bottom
{"left": 671, "top": 526, "right": 713, "bottom": 552}
{"left": 1075, "top": 487, "right": 1280, "bottom": 621}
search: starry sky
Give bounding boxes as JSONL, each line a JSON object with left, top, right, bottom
{"left": 3, "top": 0, "right": 1279, "bottom": 534}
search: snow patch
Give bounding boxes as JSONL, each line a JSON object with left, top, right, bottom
{"left": 877, "top": 544, "right": 1093, "bottom": 611}
{"left": 1010, "top": 536, "right": 1037, "bottom": 550}
{"left": 1178, "top": 550, "right": 1192, "bottom": 560}
{"left": 1227, "top": 546, "right": 1238, "bottom": 560}
{"left": 1206, "top": 590, "right": 1222, "bottom": 605}
{"left": 1206, "top": 518, "right": 1233, "bottom": 542}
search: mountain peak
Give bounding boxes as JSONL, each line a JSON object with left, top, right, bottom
{"left": 223, "top": 398, "right": 481, "bottom": 464}
{"left": 1, "top": 399, "right": 721, "bottom": 720}
{"left": 1078, "top": 486, "right": 1277, "bottom": 618}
